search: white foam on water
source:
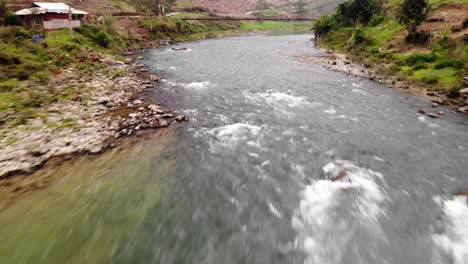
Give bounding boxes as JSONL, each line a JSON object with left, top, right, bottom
{"left": 292, "top": 160, "right": 385, "bottom": 264}
{"left": 269, "top": 202, "right": 283, "bottom": 218}
{"left": 352, "top": 88, "right": 369, "bottom": 95}
{"left": 168, "top": 66, "right": 180, "bottom": 70}
{"left": 433, "top": 196, "right": 468, "bottom": 264}
{"left": 324, "top": 108, "right": 337, "bottom": 115}
{"left": 206, "top": 123, "right": 262, "bottom": 149}
{"left": 164, "top": 80, "right": 178, "bottom": 87}
{"left": 244, "top": 91, "right": 311, "bottom": 108}
{"left": 374, "top": 156, "right": 385, "bottom": 162}
{"left": 183, "top": 81, "right": 217, "bottom": 90}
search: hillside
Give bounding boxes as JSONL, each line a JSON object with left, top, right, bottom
{"left": 177, "top": 0, "right": 342, "bottom": 15}
{"left": 313, "top": 0, "right": 468, "bottom": 106}
{"left": 5, "top": 0, "right": 341, "bottom": 15}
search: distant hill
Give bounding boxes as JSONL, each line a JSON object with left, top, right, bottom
{"left": 177, "top": 0, "right": 343, "bottom": 15}
{"left": 4, "top": 0, "right": 342, "bottom": 16}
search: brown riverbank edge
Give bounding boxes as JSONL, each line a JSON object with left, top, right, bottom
{"left": 0, "top": 55, "right": 189, "bottom": 183}
{"left": 291, "top": 45, "right": 468, "bottom": 115}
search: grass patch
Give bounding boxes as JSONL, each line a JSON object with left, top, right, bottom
{"left": 241, "top": 21, "right": 311, "bottom": 30}
{"left": 413, "top": 67, "right": 461, "bottom": 86}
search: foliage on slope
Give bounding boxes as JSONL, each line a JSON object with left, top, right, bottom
{"left": 314, "top": 0, "right": 467, "bottom": 96}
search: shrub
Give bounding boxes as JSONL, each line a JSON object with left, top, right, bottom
{"left": 16, "top": 70, "right": 31, "bottom": 80}
{"left": 447, "top": 85, "right": 461, "bottom": 98}
{"left": 0, "top": 51, "right": 21, "bottom": 65}
{"left": 434, "top": 59, "right": 463, "bottom": 69}
{"left": 405, "top": 53, "right": 436, "bottom": 65}
{"left": 94, "top": 32, "right": 110, "bottom": 47}
{"left": 5, "top": 13, "right": 21, "bottom": 26}
{"left": 313, "top": 14, "right": 336, "bottom": 36}
{"left": 14, "top": 28, "right": 31, "bottom": 39}
{"left": 412, "top": 63, "right": 428, "bottom": 71}
{"left": 369, "top": 14, "right": 385, "bottom": 27}
{"left": 75, "top": 24, "right": 101, "bottom": 39}
{"left": 421, "top": 76, "right": 438, "bottom": 84}
{"left": 0, "top": 79, "right": 17, "bottom": 92}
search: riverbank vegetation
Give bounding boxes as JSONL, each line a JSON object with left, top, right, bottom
{"left": 0, "top": 4, "right": 310, "bottom": 126}
{"left": 314, "top": 0, "right": 467, "bottom": 97}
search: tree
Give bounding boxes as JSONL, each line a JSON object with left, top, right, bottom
{"left": 0, "top": 0, "right": 7, "bottom": 25}
{"left": 337, "top": 0, "right": 381, "bottom": 26}
{"left": 398, "top": 0, "right": 429, "bottom": 41}
{"left": 296, "top": 0, "right": 307, "bottom": 16}
{"left": 134, "top": 0, "right": 176, "bottom": 31}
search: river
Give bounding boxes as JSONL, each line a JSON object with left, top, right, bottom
{"left": 0, "top": 33, "right": 467, "bottom": 264}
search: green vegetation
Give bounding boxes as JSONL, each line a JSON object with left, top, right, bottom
{"left": 0, "top": 23, "right": 129, "bottom": 123}
{"left": 0, "top": 0, "right": 311, "bottom": 126}
{"left": 137, "top": 17, "right": 310, "bottom": 41}
{"left": 241, "top": 21, "right": 311, "bottom": 30}
{"left": 314, "top": 0, "right": 467, "bottom": 96}
{"left": 398, "top": 0, "right": 430, "bottom": 41}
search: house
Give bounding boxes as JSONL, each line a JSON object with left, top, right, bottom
{"left": 15, "top": 2, "right": 88, "bottom": 29}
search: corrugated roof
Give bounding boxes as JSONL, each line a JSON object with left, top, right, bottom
{"left": 15, "top": 2, "right": 88, "bottom": 15}
{"left": 32, "top": 2, "right": 71, "bottom": 10}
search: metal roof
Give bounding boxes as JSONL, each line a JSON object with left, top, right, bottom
{"left": 15, "top": 2, "right": 88, "bottom": 16}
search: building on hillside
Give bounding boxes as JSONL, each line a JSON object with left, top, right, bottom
{"left": 15, "top": 2, "right": 88, "bottom": 29}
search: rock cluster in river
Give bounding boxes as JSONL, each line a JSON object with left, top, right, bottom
{"left": 0, "top": 57, "right": 188, "bottom": 179}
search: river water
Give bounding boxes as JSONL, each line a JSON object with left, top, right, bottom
{"left": 0, "top": 34, "right": 467, "bottom": 264}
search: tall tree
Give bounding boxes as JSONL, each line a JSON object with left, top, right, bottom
{"left": 398, "top": 0, "right": 429, "bottom": 41}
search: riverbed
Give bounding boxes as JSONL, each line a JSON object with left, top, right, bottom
{"left": 0, "top": 33, "right": 467, "bottom": 264}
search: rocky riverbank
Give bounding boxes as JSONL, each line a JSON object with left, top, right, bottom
{"left": 0, "top": 56, "right": 188, "bottom": 181}
{"left": 292, "top": 46, "right": 468, "bottom": 115}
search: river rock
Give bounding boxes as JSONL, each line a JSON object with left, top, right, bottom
{"left": 459, "top": 88, "right": 468, "bottom": 99}
{"left": 432, "top": 98, "right": 446, "bottom": 105}
{"left": 175, "top": 115, "right": 186, "bottom": 122}
{"left": 432, "top": 103, "right": 439, "bottom": 108}
{"left": 457, "top": 106, "right": 468, "bottom": 114}
{"left": 149, "top": 75, "right": 161, "bottom": 82}
{"left": 159, "top": 120, "right": 168, "bottom": 127}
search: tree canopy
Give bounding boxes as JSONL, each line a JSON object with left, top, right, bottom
{"left": 398, "top": 0, "right": 429, "bottom": 40}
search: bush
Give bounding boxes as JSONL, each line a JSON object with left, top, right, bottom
{"left": 14, "top": 28, "right": 31, "bottom": 39}
{"left": 16, "top": 70, "right": 31, "bottom": 80}
{"left": 95, "top": 32, "right": 110, "bottom": 47}
{"left": 434, "top": 59, "right": 464, "bottom": 69}
{"left": 447, "top": 85, "right": 461, "bottom": 98}
{"left": 369, "top": 14, "right": 385, "bottom": 27}
{"left": 313, "top": 14, "right": 336, "bottom": 36}
{"left": 421, "top": 76, "right": 438, "bottom": 84}
{"left": 5, "top": 13, "right": 21, "bottom": 26}
{"left": 405, "top": 53, "right": 436, "bottom": 65}
{"left": 0, "top": 51, "right": 20, "bottom": 65}
{"left": 412, "top": 63, "right": 428, "bottom": 71}
{"left": 0, "top": 79, "right": 17, "bottom": 92}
